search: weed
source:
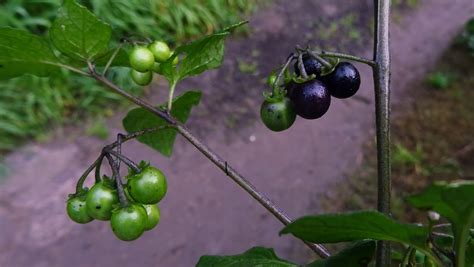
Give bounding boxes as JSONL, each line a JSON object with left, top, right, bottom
{"left": 238, "top": 60, "right": 259, "bottom": 75}
{"left": 425, "top": 71, "right": 453, "bottom": 90}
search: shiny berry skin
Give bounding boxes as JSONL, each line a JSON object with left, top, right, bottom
{"left": 260, "top": 97, "right": 296, "bottom": 132}
{"left": 321, "top": 62, "right": 361, "bottom": 99}
{"left": 67, "top": 194, "right": 93, "bottom": 224}
{"left": 129, "top": 46, "right": 155, "bottom": 72}
{"left": 131, "top": 69, "right": 153, "bottom": 86}
{"left": 294, "top": 53, "right": 323, "bottom": 77}
{"left": 110, "top": 204, "right": 147, "bottom": 241}
{"left": 85, "top": 181, "right": 119, "bottom": 221}
{"left": 127, "top": 166, "right": 167, "bottom": 204}
{"left": 143, "top": 204, "right": 160, "bottom": 231}
{"left": 289, "top": 79, "right": 331, "bottom": 120}
{"left": 148, "top": 41, "right": 171, "bottom": 63}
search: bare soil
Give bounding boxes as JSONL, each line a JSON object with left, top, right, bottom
{"left": 0, "top": 1, "right": 473, "bottom": 266}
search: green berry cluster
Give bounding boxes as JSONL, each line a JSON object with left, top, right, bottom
{"left": 129, "top": 41, "right": 178, "bottom": 86}
{"left": 66, "top": 164, "right": 167, "bottom": 241}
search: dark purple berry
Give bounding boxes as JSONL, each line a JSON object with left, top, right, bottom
{"left": 288, "top": 79, "right": 331, "bottom": 120}
{"left": 321, "top": 62, "right": 361, "bottom": 99}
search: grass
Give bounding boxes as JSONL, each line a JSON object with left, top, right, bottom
{"left": 320, "top": 37, "right": 474, "bottom": 224}
{"left": 0, "top": 0, "right": 263, "bottom": 153}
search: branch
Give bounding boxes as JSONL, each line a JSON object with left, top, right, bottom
{"left": 87, "top": 67, "right": 330, "bottom": 258}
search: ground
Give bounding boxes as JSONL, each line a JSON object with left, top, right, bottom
{"left": 0, "top": 1, "right": 473, "bottom": 266}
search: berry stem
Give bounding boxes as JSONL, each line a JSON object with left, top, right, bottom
{"left": 272, "top": 53, "right": 295, "bottom": 96}
{"left": 102, "top": 42, "right": 123, "bottom": 77}
{"left": 74, "top": 155, "right": 103, "bottom": 194}
{"left": 88, "top": 67, "right": 330, "bottom": 259}
{"left": 94, "top": 154, "right": 105, "bottom": 183}
{"left": 297, "top": 52, "right": 308, "bottom": 79}
{"left": 107, "top": 149, "right": 141, "bottom": 173}
{"left": 167, "top": 81, "right": 177, "bottom": 112}
{"left": 317, "top": 50, "right": 376, "bottom": 67}
{"left": 306, "top": 50, "right": 333, "bottom": 69}
{"left": 105, "top": 153, "right": 129, "bottom": 207}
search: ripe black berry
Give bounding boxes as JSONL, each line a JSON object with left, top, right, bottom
{"left": 321, "top": 62, "right": 361, "bottom": 99}
{"left": 288, "top": 79, "right": 331, "bottom": 120}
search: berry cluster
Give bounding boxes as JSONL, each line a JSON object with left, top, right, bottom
{"left": 67, "top": 162, "right": 167, "bottom": 241}
{"left": 129, "top": 40, "right": 178, "bottom": 86}
{"left": 260, "top": 52, "right": 361, "bottom": 132}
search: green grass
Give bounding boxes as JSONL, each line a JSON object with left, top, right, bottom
{"left": 0, "top": 0, "right": 263, "bottom": 152}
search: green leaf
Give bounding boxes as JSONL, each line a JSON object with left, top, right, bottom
{"left": 122, "top": 91, "right": 201, "bottom": 157}
{"left": 196, "top": 247, "right": 297, "bottom": 267}
{"left": 280, "top": 211, "right": 431, "bottom": 255}
{"left": 0, "top": 27, "right": 60, "bottom": 80}
{"left": 308, "top": 240, "right": 376, "bottom": 267}
{"left": 407, "top": 181, "right": 474, "bottom": 266}
{"left": 93, "top": 47, "right": 130, "bottom": 67}
{"left": 160, "top": 21, "right": 246, "bottom": 84}
{"left": 466, "top": 239, "right": 474, "bottom": 266}
{"left": 50, "top": 0, "right": 111, "bottom": 62}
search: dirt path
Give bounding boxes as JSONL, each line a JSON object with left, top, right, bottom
{"left": 1, "top": 1, "right": 473, "bottom": 266}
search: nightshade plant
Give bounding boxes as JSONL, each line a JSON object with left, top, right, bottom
{"left": 0, "top": 0, "right": 472, "bottom": 266}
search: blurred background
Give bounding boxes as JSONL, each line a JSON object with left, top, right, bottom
{"left": 0, "top": 0, "right": 473, "bottom": 266}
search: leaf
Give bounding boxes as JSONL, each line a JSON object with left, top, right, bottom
{"left": 196, "top": 247, "right": 297, "bottom": 267}
{"left": 407, "top": 181, "right": 474, "bottom": 265}
{"left": 50, "top": 0, "right": 112, "bottom": 62}
{"left": 122, "top": 91, "right": 201, "bottom": 157}
{"left": 0, "top": 27, "right": 60, "bottom": 80}
{"left": 93, "top": 47, "right": 130, "bottom": 67}
{"left": 280, "top": 211, "right": 431, "bottom": 255}
{"left": 466, "top": 239, "right": 474, "bottom": 266}
{"left": 308, "top": 240, "right": 376, "bottom": 267}
{"left": 160, "top": 21, "right": 246, "bottom": 84}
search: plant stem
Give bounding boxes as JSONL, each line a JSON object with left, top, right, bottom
{"left": 75, "top": 155, "right": 102, "bottom": 193}
{"left": 88, "top": 68, "right": 331, "bottom": 258}
{"left": 316, "top": 51, "right": 376, "bottom": 67}
{"left": 373, "top": 0, "right": 391, "bottom": 266}
{"left": 102, "top": 43, "right": 123, "bottom": 77}
{"left": 272, "top": 53, "right": 295, "bottom": 95}
{"left": 297, "top": 52, "right": 308, "bottom": 79}
{"left": 107, "top": 149, "right": 141, "bottom": 173}
{"left": 105, "top": 153, "right": 129, "bottom": 207}
{"left": 168, "top": 81, "right": 177, "bottom": 111}
{"left": 94, "top": 154, "right": 105, "bottom": 182}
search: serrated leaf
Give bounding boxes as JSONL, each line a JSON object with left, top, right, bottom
{"left": 407, "top": 181, "right": 474, "bottom": 266}
{"left": 308, "top": 240, "right": 376, "bottom": 267}
{"left": 280, "top": 211, "right": 432, "bottom": 256}
{"left": 0, "top": 27, "right": 60, "bottom": 80}
{"left": 50, "top": 0, "right": 111, "bottom": 62}
{"left": 196, "top": 247, "right": 297, "bottom": 267}
{"left": 122, "top": 91, "right": 201, "bottom": 157}
{"left": 160, "top": 21, "right": 246, "bottom": 84}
